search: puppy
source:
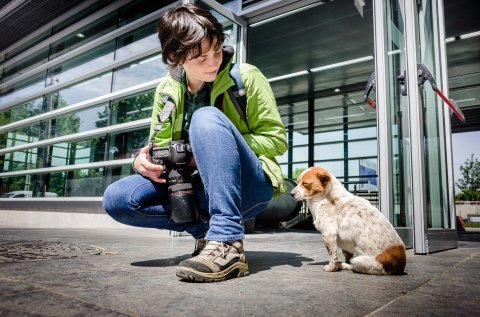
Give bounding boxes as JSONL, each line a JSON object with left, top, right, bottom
{"left": 291, "top": 166, "right": 406, "bottom": 275}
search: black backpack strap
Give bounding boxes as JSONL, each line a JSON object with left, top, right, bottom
{"left": 227, "top": 63, "right": 249, "bottom": 129}
{"left": 214, "top": 93, "right": 224, "bottom": 111}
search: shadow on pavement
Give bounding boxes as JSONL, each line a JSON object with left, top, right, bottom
{"left": 131, "top": 251, "right": 314, "bottom": 275}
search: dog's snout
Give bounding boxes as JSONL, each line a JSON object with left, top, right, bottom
{"left": 290, "top": 188, "right": 296, "bottom": 196}
{"left": 290, "top": 187, "right": 300, "bottom": 200}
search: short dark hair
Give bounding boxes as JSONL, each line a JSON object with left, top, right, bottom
{"left": 157, "top": 3, "right": 225, "bottom": 67}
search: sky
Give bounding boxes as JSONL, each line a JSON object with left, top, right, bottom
{"left": 451, "top": 131, "right": 480, "bottom": 193}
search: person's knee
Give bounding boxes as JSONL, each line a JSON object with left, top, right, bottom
{"left": 190, "top": 106, "right": 224, "bottom": 133}
{"left": 103, "top": 184, "right": 135, "bottom": 226}
{"left": 102, "top": 182, "right": 124, "bottom": 217}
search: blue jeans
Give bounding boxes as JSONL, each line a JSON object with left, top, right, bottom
{"left": 103, "top": 107, "right": 273, "bottom": 241}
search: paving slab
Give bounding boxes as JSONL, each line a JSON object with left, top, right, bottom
{"left": 0, "top": 228, "right": 479, "bottom": 317}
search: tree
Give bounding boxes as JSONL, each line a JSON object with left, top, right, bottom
{"left": 293, "top": 167, "right": 306, "bottom": 181}
{"left": 456, "top": 154, "right": 480, "bottom": 201}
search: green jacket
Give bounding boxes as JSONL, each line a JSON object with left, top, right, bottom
{"left": 149, "top": 46, "right": 288, "bottom": 196}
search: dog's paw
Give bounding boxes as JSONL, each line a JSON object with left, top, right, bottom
{"left": 323, "top": 263, "right": 341, "bottom": 272}
{"left": 341, "top": 263, "right": 352, "bottom": 271}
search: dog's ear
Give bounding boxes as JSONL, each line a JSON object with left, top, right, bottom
{"left": 316, "top": 169, "right": 331, "bottom": 187}
{"left": 310, "top": 180, "right": 324, "bottom": 194}
{"left": 302, "top": 167, "right": 331, "bottom": 195}
{"left": 307, "top": 171, "right": 329, "bottom": 194}
{"left": 301, "top": 170, "right": 321, "bottom": 194}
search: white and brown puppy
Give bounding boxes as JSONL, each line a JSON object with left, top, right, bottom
{"left": 291, "top": 166, "right": 406, "bottom": 275}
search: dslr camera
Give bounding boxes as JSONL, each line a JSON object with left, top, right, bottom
{"left": 148, "top": 140, "right": 199, "bottom": 224}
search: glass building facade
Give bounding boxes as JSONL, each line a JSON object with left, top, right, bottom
{"left": 0, "top": 0, "right": 243, "bottom": 199}
{"left": 0, "top": 0, "right": 377, "bottom": 198}
{"left": 0, "top": 0, "right": 174, "bottom": 198}
{"left": 0, "top": 0, "right": 461, "bottom": 253}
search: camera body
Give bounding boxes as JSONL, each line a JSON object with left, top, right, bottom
{"left": 149, "top": 140, "right": 191, "bottom": 168}
{"left": 149, "top": 140, "right": 199, "bottom": 224}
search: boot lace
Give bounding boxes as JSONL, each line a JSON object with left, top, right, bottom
{"left": 199, "top": 241, "right": 228, "bottom": 259}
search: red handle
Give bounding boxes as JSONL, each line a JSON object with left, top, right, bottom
{"left": 435, "top": 88, "right": 465, "bottom": 122}
{"left": 366, "top": 98, "right": 377, "bottom": 109}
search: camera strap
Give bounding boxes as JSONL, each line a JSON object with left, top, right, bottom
{"left": 148, "top": 96, "right": 176, "bottom": 145}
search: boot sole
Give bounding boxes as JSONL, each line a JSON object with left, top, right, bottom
{"left": 176, "top": 262, "right": 249, "bottom": 282}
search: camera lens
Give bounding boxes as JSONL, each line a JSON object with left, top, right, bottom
{"left": 167, "top": 169, "right": 198, "bottom": 223}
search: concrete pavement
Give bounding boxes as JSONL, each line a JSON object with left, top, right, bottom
{"left": 0, "top": 227, "right": 479, "bottom": 317}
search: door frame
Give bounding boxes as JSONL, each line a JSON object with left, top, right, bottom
{"left": 194, "top": 0, "right": 248, "bottom": 63}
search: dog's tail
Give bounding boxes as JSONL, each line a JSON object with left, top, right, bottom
{"left": 350, "top": 245, "right": 406, "bottom": 275}
{"left": 375, "top": 245, "right": 406, "bottom": 275}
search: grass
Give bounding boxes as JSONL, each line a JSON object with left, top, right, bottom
{"left": 465, "top": 223, "right": 480, "bottom": 228}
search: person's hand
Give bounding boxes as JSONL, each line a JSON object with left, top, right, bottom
{"left": 134, "top": 145, "right": 166, "bottom": 183}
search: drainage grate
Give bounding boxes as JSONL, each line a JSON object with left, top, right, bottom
{"left": 0, "top": 240, "right": 106, "bottom": 262}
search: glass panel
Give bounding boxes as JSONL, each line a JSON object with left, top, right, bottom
{"left": 46, "top": 73, "right": 112, "bottom": 110}
{"left": 0, "top": 100, "right": 44, "bottom": 162}
{"left": 279, "top": 100, "right": 309, "bottom": 179}
{"left": 47, "top": 41, "right": 115, "bottom": 86}
{"left": 50, "top": 12, "right": 117, "bottom": 60}
{"left": 112, "top": 54, "right": 164, "bottom": 91}
{"left": 2, "top": 47, "right": 49, "bottom": 81}
{"left": 118, "top": 0, "right": 173, "bottom": 27}
{"left": 198, "top": 1, "right": 240, "bottom": 57}
{"left": 0, "top": 71, "right": 46, "bottom": 105}
{"left": 1, "top": 124, "right": 42, "bottom": 154}
{"left": 0, "top": 1, "right": 112, "bottom": 76}
{"left": 5, "top": 30, "right": 51, "bottom": 62}
{"left": 418, "top": 0, "right": 450, "bottom": 228}
{"left": 291, "top": 163, "right": 309, "bottom": 180}
{"left": 292, "top": 145, "right": 309, "bottom": 162}
{"left": 49, "top": 137, "right": 107, "bottom": 168}
{"left": 49, "top": 104, "right": 109, "bottom": 138}
{"left": 352, "top": 158, "right": 378, "bottom": 194}
{"left": 0, "top": 175, "right": 34, "bottom": 198}
{"left": 52, "top": 0, "right": 116, "bottom": 34}
{"left": 217, "top": 1, "right": 240, "bottom": 13}
{"left": 110, "top": 91, "right": 154, "bottom": 125}
{"left": 314, "top": 143, "right": 344, "bottom": 160}
{"left": 277, "top": 151, "right": 288, "bottom": 164}
{"left": 0, "top": 98, "right": 44, "bottom": 126}
{"left": 385, "top": 0, "right": 413, "bottom": 230}
{"left": 314, "top": 93, "right": 377, "bottom": 185}
{"left": 115, "top": 22, "right": 158, "bottom": 60}
{"left": 280, "top": 100, "right": 308, "bottom": 139}
{"left": 314, "top": 160, "right": 344, "bottom": 178}
{"left": 47, "top": 168, "right": 106, "bottom": 197}
{"left": 105, "top": 165, "right": 135, "bottom": 188}
{"left": 220, "top": 16, "right": 239, "bottom": 50}
{"left": 249, "top": 1, "right": 375, "bottom": 188}
{"left": 349, "top": 139, "right": 377, "bottom": 157}
{"left": 1, "top": 148, "right": 38, "bottom": 173}
{"left": 107, "top": 128, "right": 149, "bottom": 161}
{"left": 348, "top": 126, "right": 377, "bottom": 140}
{"left": 315, "top": 130, "right": 343, "bottom": 143}
{"left": 107, "top": 129, "right": 146, "bottom": 191}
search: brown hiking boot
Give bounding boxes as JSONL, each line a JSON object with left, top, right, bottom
{"left": 176, "top": 240, "right": 249, "bottom": 282}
